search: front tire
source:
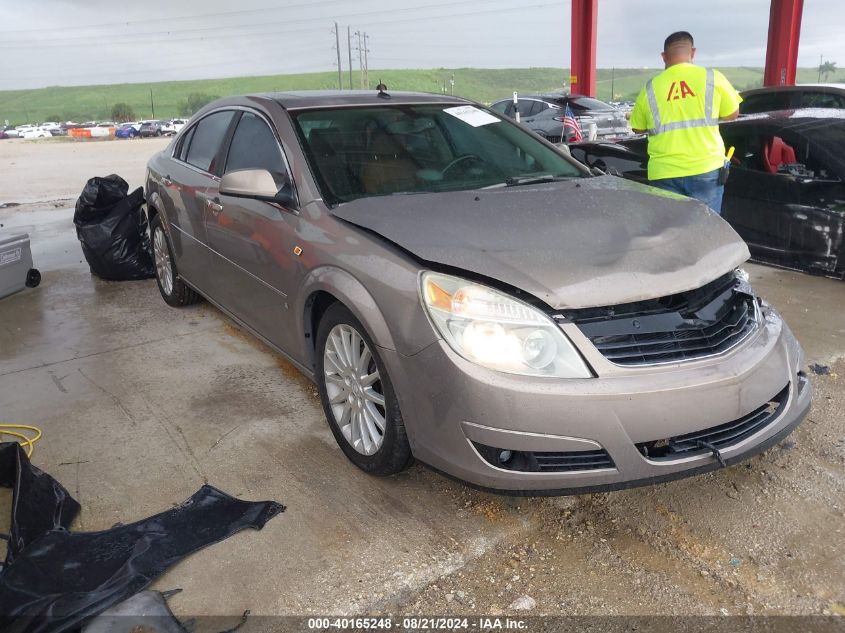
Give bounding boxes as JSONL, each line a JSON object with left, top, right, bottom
{"left": 150, "top": 214, "right": 201, "bottom": 307}
{"left": 315, "top": 303, "right": 412, "bottom": 475}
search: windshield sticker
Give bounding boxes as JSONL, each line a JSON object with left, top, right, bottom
{"left": 444, "top": 105, "right": 500, "bottom": 127}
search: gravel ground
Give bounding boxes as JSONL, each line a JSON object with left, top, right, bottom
{"left": 0, "top": 136, "right": 169, "bottom": 204}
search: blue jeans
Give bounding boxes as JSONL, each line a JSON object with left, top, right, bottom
{"left": 649, "top": 168, "right": 724, "bottom": 214}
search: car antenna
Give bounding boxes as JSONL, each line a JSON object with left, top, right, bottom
{"left": 376, "top": 80, "right": 390, "bottom": 99}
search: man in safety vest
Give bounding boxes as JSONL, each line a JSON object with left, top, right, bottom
{"left": 630, "top": 31, "right": 741, "bottom": 214}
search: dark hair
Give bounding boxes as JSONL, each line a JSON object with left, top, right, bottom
{"left": 664, "top": 31, "right": 694, "bottom": 52}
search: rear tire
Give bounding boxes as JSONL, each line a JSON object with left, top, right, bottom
{"left": 315, "top": 303, "right": 412, "bottom": 475}
{"left": 150, "top": 214, "right": 201, "bottom": 307}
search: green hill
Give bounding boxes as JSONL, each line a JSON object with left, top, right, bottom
{"left": 1, "top": 67, "right": 841, "bottom": 125}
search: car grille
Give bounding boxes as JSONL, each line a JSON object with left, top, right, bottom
{"left": 558, "top": 272, "right": 759, "bottom": 366}
{"left": 472, "top": 442, "right": 614, "bottom": 473}
{"left": 635, "top": 384, "right": 789, "bottom": 460}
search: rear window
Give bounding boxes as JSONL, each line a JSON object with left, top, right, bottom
{"left": 739, "top": 91, "right": 792, "bottom": 114}
{"left": 184, "top": 111, "right": 235, "bottom": 174}
{"left": 570, "top": 97, "right": 616, "bottom": 111}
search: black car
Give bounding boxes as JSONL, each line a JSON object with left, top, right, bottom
{"left": 490, "top": 94, "right": 629, "bottom": 143}
{"left": 740, "top": 84, "right": 845, "bottom": 115}
{"left": 139, "top": 121, "right": 164, "bottom": 137}
{"left": 568, "top": 109, "right": 845, "bottom": 279}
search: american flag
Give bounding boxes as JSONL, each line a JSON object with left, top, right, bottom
{"left": 563, "top": 104, "right": 583, "bottom": 142}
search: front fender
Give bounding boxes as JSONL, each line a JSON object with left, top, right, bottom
{"left": 296, "top": 266, "right": 399, "bottom": 355}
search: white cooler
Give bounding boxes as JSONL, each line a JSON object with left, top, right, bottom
{"left": 0, "top": 233, "right": 41, "bottom": 299}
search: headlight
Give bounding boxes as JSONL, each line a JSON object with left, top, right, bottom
{"left": 420, "top": 272, "right": 592, "bottom": 378}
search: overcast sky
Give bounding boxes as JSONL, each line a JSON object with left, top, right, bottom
{"left": 0, "top": 0, "right": 842, "bottom": 90}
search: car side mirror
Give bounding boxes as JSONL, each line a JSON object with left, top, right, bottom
{"left": 219, "top": 168, "right": 298, "bottom": 210}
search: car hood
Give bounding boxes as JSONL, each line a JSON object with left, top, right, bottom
{"left": 331, "top": 176, "right": 750, "bottom": 309}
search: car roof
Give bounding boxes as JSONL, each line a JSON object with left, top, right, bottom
{"left": 490, "top": 94, "right": 605, "bottom": 105}
{"left": 742, "top": 83, "right": 845, "bottom": 96}
{"left": 258, "top": 90, "right": 471, "bottom": 109}
{"left": 732, "top": 107, "right": 845, "bottom": 129}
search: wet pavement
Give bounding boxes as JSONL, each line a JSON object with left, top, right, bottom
{"left": 1, "top": 193, "right": 844, "bottom": 618}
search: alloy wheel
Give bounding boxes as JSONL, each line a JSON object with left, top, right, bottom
{"left": 323, "top": 324, "right": 386, "bottom": 456}
{"left": 153, "top": 226, "right": 174, "bottom": 296}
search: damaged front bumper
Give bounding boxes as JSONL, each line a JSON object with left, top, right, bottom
{"left": 385, "top": 304, "right": 811, "bottom": 494}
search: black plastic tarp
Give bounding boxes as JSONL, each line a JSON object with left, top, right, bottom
{"left": 0, "top": 442, "right": 285, "bottom": 633}
{"left": 73, "top": 174, "right": 156, "bottom": 281}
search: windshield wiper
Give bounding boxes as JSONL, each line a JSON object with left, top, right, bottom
{"left": 504, "top": 175, "right": 570, "bottom": 187}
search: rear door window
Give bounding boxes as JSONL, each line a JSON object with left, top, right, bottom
{"left": 799, "top": 91, "right": 845, "bottom": 109}
{"left": 175, "top": 125, "right": 196, "bottom": 161}
{"left": 518, "top": 100, "right": 542, "bottom": 117}
{"left": 185, "top": 110, "right": 236, "bottom": 174}
{"left": 225, "top": 112, "right": 288, "bottom": 182}
{"left": 490, "top": 101, "right": 510, "bottom": 115}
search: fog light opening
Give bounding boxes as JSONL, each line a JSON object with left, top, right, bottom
{"left": 498, "top": 450, "right": 514, "bottom": 465}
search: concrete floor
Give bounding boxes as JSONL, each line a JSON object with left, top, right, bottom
{"left": 1, "top": 149, "right": 844, "bottom": 617}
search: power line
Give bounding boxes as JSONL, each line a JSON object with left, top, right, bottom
{"left": 0, "top": 0, "right": 562, "bottom": 48}
{"left": 0, "top": 0, "right": 352, "bottom": 36}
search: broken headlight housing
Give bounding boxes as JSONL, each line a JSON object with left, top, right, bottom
{"left": 420, "top": 272, "right": 591, "bottom": 378}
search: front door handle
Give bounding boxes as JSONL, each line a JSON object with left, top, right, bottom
{"left": 206, "top": 198, "right": 223, "bottom": 216}
{"left": 163, "top": 175, "right": 173, "bottom": 187}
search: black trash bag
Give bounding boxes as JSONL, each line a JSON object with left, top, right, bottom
{"left": 74, "top": 174, "right": 156, "bottom": 280}
{"left": 0, "top": 442, "right": 285, "bottom": 633}
{"left": 73, "top": 174, "right": 129, "bottom": 223}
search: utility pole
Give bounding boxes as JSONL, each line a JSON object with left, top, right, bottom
{"left": 150, "top": 88, "right": 155, "bottom": 118}
{"left": 333, "top": 22, "right": 342, "bottom": 90}
{"left": 363, "top": 33, "right": 370, "bottom": 89}
{"left": 355, "top": 31, "right": 364, "bottom": 89}
{"left": 450, "top": 73, "right": 455, "bottom": 96}
{"left": 819, "top": 54, "right": 823, "bottom": 82}
{"left": 610, "top": 67, "right": 615, "bottom": 102}
{"left": 347, "top": 26, "right": 353, "bottom": 89}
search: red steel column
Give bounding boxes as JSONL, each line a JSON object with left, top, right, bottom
{"left": 570, "top": 0, "right": 598, "bottom": 96}
{"left": 763, "top": 0, "right": 804, "bottom": 86}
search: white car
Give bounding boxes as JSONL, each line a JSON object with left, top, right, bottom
{"left": 16, "top": 125, "right": 52, "bottom": 139}
{"left": 161, "top": 119, "right": 186, "bottom": 136}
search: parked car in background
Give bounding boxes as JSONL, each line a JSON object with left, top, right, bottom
{"left": 161, "top": 119, "right": 187, "bottom": 135}
{"left": 1, "top": 126, "right": 18, "bottom": 138}
{"left": 115, "top": 122, "right": 140, "bottom": 138}
{"left": 144, "top": 90, "right": 809, "bottom": 494}
{"left": 569, "top": 109, "right": 845, "bottom": 279}
{"left": 41, "top": 122, "right": 67, "bottom": 136}
{"left": 740, "top": 84, "right": 845, "bottom": 114}
{"left": 491, "top": 94, "right": 630, "bottom": 142}
{"left": 139, "top": 120, "right": 164, "bottom": 137}
{"left": 17, "top": 125, "right": 52, "bottom": 139}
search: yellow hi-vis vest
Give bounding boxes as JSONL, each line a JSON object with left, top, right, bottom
{"left": 630, "top": 63, "right": 742, "bottom": 181}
